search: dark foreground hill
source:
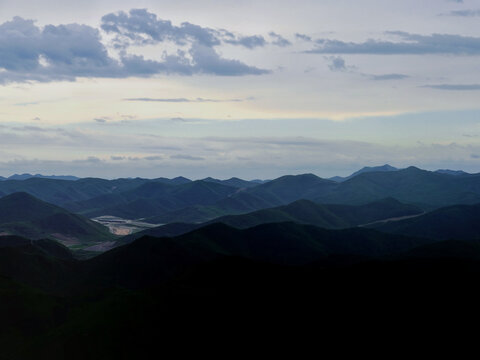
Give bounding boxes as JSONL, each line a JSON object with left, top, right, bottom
{"left": 1, "top": 226, "right": 480, "bottom": 358}
{"left": 0, "top": 222, "right": 434, "bottom": 293}
{"left": 0, "top": 192, "right": 113, "bottom": 246}
{"left": 371, "top": 203, "right": 480, "bottom": 241}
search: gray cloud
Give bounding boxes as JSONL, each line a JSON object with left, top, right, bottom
{"left": 369, "top": 73, "right": 409, "bottom": 80}
{"left": 111, "top": 155, "right": 125, "bottom": 160}
{"left": 14, "top": 101, "right": 38, "bottom": 106}
{"left": 471, "top": 154, "right": 480, "bottom": 159}
{"left": 224, "top": 35, "right": 266, "bottom": 49}
{"left": 269, "top": 32, "right": 291, "bottom": 47}
{"left": 100, "top": 9, "right": 270, "bottom": 75}
{"left": 102, "top": 9, "right": 271, "bottom": 50}
{"left": 144, "top": 155, "right": 163, "bottom": 161}
{"left": 307, "top": 31, "right": 480, "bottom": 55}
{"left": 444, "top": 9, "right": 480, "bottom": 16}
{"left": 94, "top": 118, "right": 107, "bottom": 123}
{"left": 73, "top": 156, "right": 102, "bottom": 163}
{"left": 124, "top": 97, "right": 250, "bottom": 103}
{"left": 0, "top": 17, "right": 121, "bottom": 84}
{"left": 0, "top": 11, "right": 270, "bottom": 84}
{"left": 295, "top": 33, "right": 312, "bottom": 42}
{"left": 422, "top": 84, "right": 480, "bottom": 90}
{"left": 170, "top": 154, "right": 204, "bottom": 161}
{"left": 101, "top": 8, "right": 221, "bottom": 48}
{"left": 326, "top": 56, "right": 347, "bottom": 72}
{"left": 188, "top": 42, "right": 270, "bottom": 75}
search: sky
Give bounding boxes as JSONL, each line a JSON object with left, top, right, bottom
{"left": 1, "top": 0, "right": 480, "bottom": 179}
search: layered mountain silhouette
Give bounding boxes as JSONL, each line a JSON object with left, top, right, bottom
{"left": 2, "top": 166, "right": 480, "bottom": 224}
{"left": 119, "top": 197, "right": 422, "bottom": 245}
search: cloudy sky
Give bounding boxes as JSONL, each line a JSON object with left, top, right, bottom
{"left": 1, "top": 0, "right": 480, "bottom": 179}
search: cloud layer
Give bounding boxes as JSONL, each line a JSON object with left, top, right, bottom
{"left": 307, "top": 31, "right": 480, "bottom": 55}
{"left": 0, "top": 9, "right": 275, "bottom": 84}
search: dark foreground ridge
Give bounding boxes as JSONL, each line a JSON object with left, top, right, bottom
{"left": 1, "top": 220, "right": 480, "bottom": 358}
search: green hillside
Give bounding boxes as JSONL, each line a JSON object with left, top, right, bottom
{"left": 0, "top": 192, "right": 114, "bottom": 246}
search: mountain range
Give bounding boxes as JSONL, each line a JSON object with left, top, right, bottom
{"left": 2, "top": 165, "right": 480, "bottom": 358}
{"left": 118, "top": 197, "right": 422, "bottom": 245}
{"left": 1, "top": 166, "right": 479, "bottom": 224}
{"left": 0, "top": 173, "right": 80, "bottom": 181}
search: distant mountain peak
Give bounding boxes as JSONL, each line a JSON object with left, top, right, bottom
{"left": 330, "top": 164, "right": 399, "bottom": 182}
{"left": 5, "top": 173, "right": 79, "bottom": 181}
{"left": 435, "top": 169, "right": 469, "bottom": 176}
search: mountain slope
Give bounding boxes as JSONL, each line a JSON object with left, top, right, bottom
{"left": 66, "top": 180, "right": 239, "bottom": 219}
{"left": 205, "top": 197, "right": 421, "bottom": 230}
{"left": 0, "top": 192, "right": 113, "bottom": 245}
{"left": 317, "top": 166, "right": 480, "bottom": 208}
{"left": 0, "top": 177, "right": 153, "bottom": 206}
{"left": 202, "top": 177, "right": 259, "bottom": 188}
{"left": 371, "top": 203, "right": 480, "bottom": 241}
{"left": 122, "top": 198, "right": 422, "bottom": 245}
{"left": 330, "top": 164, "right": 399, "bottom": 182}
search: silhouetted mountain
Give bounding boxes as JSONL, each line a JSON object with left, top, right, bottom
{"left": 125, "top": 197, "right": 422, "bottom": 245}
{"left": 246, "top": 173, "right": 337, "bottom": 204}
{"left": 249, "top": 197, "right": 421, "bottom": 229}
{"left": 67, "top": 180, "right": 238, "bottom": 219}
{"left": 0, "top": 236, "right": 78, "bottom": 293}
{"left": 371, "top": 203, "right": 480, "bottom": 241}
{"left": 6, "top": 173, "right": 79, "bottom": 181}
{"left": 329, "top": 164, "right": 399, "bottom": 182}
{"left": 0, "top": 192, "right": 113, "bottom": 245}
{"left": 144, "top": 176, "right": 331, "bottom": 224}
{"left": 142, "top": 190, "right": 275, "bottom": 224}
{"left": 3, "top": 167, "right": 480, "bottom": 222}
{"left": 152, "top": 176, "right": 192, "bottom": 185}
{"left": 317, "top": 166, "right": 480, "bottom": 209}
{"left": 1, "top": 219, "right": 479, "bottom": 359}
{"left": 202, "top": 177, "right": 259, "bottom": 188}
{"left": 0, "top": 177, "right": 153, "bottom": 206}
{"left": 250, "top": 179, "right": 270, "bottom": 184}
{"left": 2, "top": 221, "right": 433, "bottom": 293}
{"left": 109, "top": 222, "right": 433, "bottom": 281}
{"left": 435, "top": 169, "right": 469, "bottom": 176}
